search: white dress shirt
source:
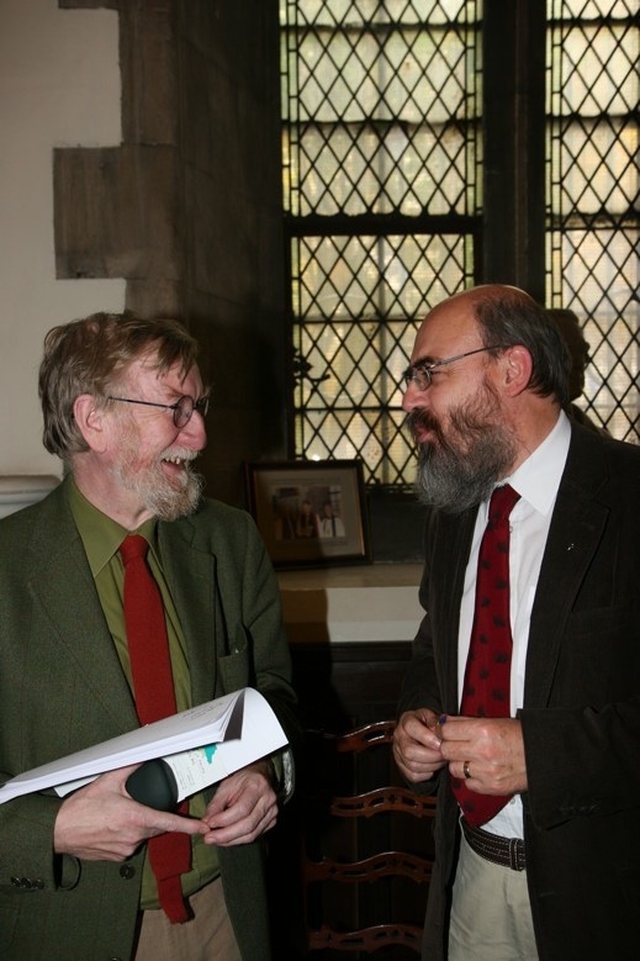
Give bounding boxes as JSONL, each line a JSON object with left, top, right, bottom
{"left": 457, "top": 410, "right": 571, "bottom": 838}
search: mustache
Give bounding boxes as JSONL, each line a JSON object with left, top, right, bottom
{"left": 407, "top": 407, "right": 442, "bottom": 440}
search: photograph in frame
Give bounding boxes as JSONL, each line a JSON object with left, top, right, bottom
{"left": 245, "top": 460, "right": 371, "bottom": 569}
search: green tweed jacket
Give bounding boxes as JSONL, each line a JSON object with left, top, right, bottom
{"left": 0, "top": 476, "right": 300, "bottom": 961}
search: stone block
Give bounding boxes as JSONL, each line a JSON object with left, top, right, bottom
{"left": 54, "top": 144, "right": 181, "bottom": 281}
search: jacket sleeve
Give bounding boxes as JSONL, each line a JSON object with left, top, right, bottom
{"left": 0, "top": 497, "right": 125, "bottom": 893}
{"left": 395, "top": 511, "right": 446, "bottom": 796}
{"left": 398, "top": 504, "right": 460, "bottom": 720}
{"left": 518, "top": 438, "right": 640, "bottom": 830}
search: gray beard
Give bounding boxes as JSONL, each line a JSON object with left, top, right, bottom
{"left": 137, "top": 468, "right": 204, "bottom": 521}
{"left": 112, "top": 424, "right": 205, "bottom": 521}
{"left": 410, "top": 392, "right": 517, "bottom": 514}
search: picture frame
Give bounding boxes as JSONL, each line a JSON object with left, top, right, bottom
{"left": 245, "top": 459, "right": 371, "bottom": 569}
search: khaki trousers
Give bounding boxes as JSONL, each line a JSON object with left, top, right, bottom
{"left": 448, "top": 832, "right": 538, "bottom": 961}
{"left": 134, "top": 877, "right": 242, "bottom": 961}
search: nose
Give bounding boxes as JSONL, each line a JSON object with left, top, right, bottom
{"left": 402, "top": 379, "right": 426, "bottom": 414}
{"left": 180, "top": 409, "right": 207, "bottom": 449}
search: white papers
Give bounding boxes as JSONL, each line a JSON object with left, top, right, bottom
{"left": 0, "top": 687, "right": 288, "bottom": 804}
{"left": 144, "top": 689, "right": 289, "bottom": 803}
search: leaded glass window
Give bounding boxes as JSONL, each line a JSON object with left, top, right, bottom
{"left": 547, "top": 0, "right": 639, "bottom": 440}
{"left": 281, "top": 0, "right": 638, "bottom": 489}
{"left": 281, "top": 0, "right": 482, "bottom": 486}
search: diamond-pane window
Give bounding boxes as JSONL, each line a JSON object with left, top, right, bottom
{"left": 281, "top": 0, "right": 482, "bottom": 486}
{"left": 282, "top": 1, "right": 638, "bottom": 490}
{"left": 547, "top": 1, "right": 639, "bottom": 440}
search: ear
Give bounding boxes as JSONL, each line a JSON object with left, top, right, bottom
{"left": 501, "top": 345, "right": 533, "bottom": 397}
{"left": 73, "top": 394, "right": 109, "bottom": 453}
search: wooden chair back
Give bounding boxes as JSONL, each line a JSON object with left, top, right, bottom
{"left": 300, "top": 719, "right": 436, "bottom": 957}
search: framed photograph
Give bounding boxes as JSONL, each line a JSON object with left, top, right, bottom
{"left": 245, "top": 459, "right": 371, "bottom": 569}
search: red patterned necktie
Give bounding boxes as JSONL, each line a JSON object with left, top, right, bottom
{"left": 451, "top": 484, "right": 521, "bottom": 828}
{"left": 120, "top": 534, "right": 191, "bottom": 923}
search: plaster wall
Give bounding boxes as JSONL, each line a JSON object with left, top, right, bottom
{"left": 0, "top": 0, "right": 125, "bottom": 479}
{"left": 0, "top": 1, "right": 286, "bottom": 508}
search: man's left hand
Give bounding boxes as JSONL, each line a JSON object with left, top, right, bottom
{"left": 437, "top": 716, "right": 528, "bottom": 795}
{"left": 201, "top": 762, "right": 278, "bottom": 846}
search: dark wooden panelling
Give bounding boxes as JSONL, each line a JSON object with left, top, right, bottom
{"left": 290, "top": 640, "right": 413, "bottom": 731}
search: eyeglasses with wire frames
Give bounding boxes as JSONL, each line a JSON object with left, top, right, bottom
{"left": 402, "top": 344, "right": 505, "bottom": 392}
{"left": 106, "top": 394, "right": 210, "bottom": 429}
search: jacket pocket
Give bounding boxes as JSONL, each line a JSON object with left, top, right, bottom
{"left": 218, "top": 624, "right": 250, "bottom": 691}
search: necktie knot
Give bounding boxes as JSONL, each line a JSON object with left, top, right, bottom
{"left": 120, "top": 533, "right": 149, "bottom": 566}
{"left": 488, "top": 484, "right": 520, "bottom": 524}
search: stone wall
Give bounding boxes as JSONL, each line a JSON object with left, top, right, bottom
{"left": 55, "top": 0, "right": 287, "bottom": 506}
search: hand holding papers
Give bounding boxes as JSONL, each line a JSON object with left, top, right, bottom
{"left": 0, "top": 687, "right": 287, "bottom": 805}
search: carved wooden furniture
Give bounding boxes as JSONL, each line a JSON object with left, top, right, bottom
{"left": 300, "top": 719, "right": 436, "bottom": 957}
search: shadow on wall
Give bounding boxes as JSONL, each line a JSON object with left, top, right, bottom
{"left": 367, "top": 487, "right": 425, "bottom": 563}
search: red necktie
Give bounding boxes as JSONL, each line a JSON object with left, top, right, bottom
{"left": 451, "top": 484, "right": 521, "bottom": 828}
{"left": 120, "top": 534, "right": 191, "bottom": 923}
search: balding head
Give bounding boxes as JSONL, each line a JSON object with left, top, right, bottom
{"left": 403, "top": 284, "right": 571, "bottom": 511}
{"left": 422, "top": 284, "right": 570, "bottom": 407}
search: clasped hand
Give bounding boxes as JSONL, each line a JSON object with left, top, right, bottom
{"left": 54, "top": 760, "right": 279, "bottom": 861}
{"left": 393, "top": 709, "right": 528, "bottom": 796}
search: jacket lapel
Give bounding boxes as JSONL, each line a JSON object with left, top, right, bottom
{"left": 159, "top": 517, "right": 218, "bottom": 706}
{"left": 524, "top": 426, "right": 610, "bottom": 707}
{"left": 26, "top": 485, "right": 138, "bottom": 734}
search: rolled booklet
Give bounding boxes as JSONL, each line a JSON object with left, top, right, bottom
{"left": 0, "top": 687, "right": 288, "bottom": 805}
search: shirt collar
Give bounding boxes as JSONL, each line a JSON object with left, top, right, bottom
{"left": 68, "top": 477, "right": 159, "bottom": 577}
{"left": 502, "top": 409, "right": 571, "bottom": 517}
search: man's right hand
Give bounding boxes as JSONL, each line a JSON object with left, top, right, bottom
{"left": 393, "top": 708, "right": 447, "bottom": 784}
{"left": 53, "top": 765, "right": 207, "bottom": 862}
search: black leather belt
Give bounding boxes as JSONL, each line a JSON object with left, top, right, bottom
{"left": 461, "top": 818, "right": 526, "bottom": 872}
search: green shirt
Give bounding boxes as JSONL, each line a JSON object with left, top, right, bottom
{"left": 68, "top": 478, "right": 219, "bottom": 909}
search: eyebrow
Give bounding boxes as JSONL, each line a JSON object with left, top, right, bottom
{"left": 408, "top": 355, "right": 439, "bottom": 369}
